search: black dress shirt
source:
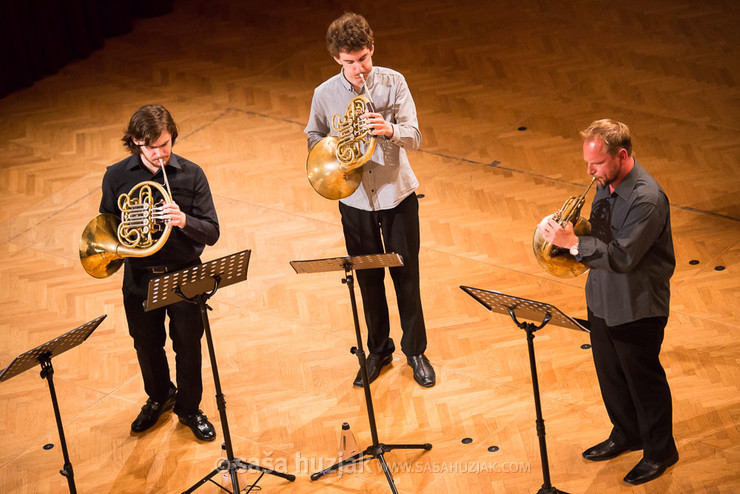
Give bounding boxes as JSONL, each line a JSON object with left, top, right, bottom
{"left": 99, "top": 154, "right": 219, "bottom": 270}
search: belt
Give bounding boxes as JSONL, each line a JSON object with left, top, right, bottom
{"left": 149, "top": 262, "right": 196, "bottom": 274}
{"left": 134, "top": 261, "right": 198, "bottom": 274}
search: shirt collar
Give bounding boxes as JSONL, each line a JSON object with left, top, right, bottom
{"left": 612, "top": 159, "right": 641, "bottom": 201}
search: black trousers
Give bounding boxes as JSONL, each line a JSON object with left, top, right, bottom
{"left": 588, "top": 309, "right": 677, "bottom": 462}
{"left": 122, "top": 261, "right": 204, "bottom": 416}
{"left": 339, "top": 193, "right": 427, "bottom": 357}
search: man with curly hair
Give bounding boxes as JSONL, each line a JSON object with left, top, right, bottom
{"left": 305, "top": 13, "right": 435, "bottom": 388}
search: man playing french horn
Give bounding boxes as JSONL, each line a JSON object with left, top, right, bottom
{"left": 539, "top": 119, "right": 678, "bottom": 485}
{"left": 99, "top": 104, "right": 220, "bottom": 441}
{"left": 304, "top": 13, "right": 435, "bottom": 388}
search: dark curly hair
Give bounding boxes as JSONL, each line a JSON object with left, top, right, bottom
{"left": 122, "top": 104, "right": 179, "bottom": 155}
{"left": 326, "top": 12, "right": 374, "bottom": 58}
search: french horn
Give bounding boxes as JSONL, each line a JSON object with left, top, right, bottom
{"left": 532, "top": 177, "right": 596, "bottom": 278}
{"left": 306, "top": 75, "right": 377, "bottom": 200}
{"left": 79, "top": 180, "right": 173, "bottom": 278}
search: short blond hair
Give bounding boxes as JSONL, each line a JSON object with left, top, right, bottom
{"left": 580, "top": 119, "right": 632, "bottom": 156}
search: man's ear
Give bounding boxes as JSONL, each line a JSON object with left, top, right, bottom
{"left": 334, "top": 56, "right": 342, "bottom": 65}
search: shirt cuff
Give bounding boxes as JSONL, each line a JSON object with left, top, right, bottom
{"left": 577, "top": 235, "right": 595, "bottom": 260}
{"left": 387, "top": 123, "right": 402, "bottom": 146}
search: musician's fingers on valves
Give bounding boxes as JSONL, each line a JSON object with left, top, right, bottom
{"left": 160, "top": 202, "right": 185, "bottom": 227}
{"left": 540, "top": 217, "right": 574, "bottom": 245}
{"left": 537, "top": 214, "right": 555, "bottom": 239}
{"left": 361, "top": 112, "right": 391, "bottom": 136}
{"left": 152, "top": 202, "right": 183, "bottom": 227}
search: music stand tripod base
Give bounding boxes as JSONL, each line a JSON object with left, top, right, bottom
{"left": 146, "top": 250, "right": 295, "bottom": 493}
{"left": 291, "top": 254, "right": 432, "bottom": 494}
{"left": 0, "top": 315, "right": 107, "bottom": 494}
{"left": 461, "top": 285, "right": 588, "bottom": 494}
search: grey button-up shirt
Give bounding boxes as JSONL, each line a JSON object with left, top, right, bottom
{"left": 577, "top": 160, "right": 675, "bottom": 326}
{"left": 305, "top": 66, "right": 421, "bottom": 211}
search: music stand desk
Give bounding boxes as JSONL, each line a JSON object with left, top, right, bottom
{"left": 0, "top": 314, "right": 107, "bottom": 494}
{"left": 461, "top": 285, "right": 587, "bottom": 494}
{"left": 145, "top": 250, "right": 295, "bottom": 493}
{"left": 292, "top": 253, "right": 431, "bottom": 494}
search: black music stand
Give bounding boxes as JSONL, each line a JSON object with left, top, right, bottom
{"left": 144, "top": 250, "right": 295, "bottom": 493}
{"left": 291, "top": 254, "right": 432, "bottom": 494}
{"left": 0, "top": 315, "right": 107, "bottom": 494}
{"left": 460, "top": 286, "right": 589, "bottom": 494}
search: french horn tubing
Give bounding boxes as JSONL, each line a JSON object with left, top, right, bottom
{"left": 532, "top": 177, "right": 596, "bottom": 278}
{"left": 306, "top": 74, "right": 377, "bottom": 200}
{"left": 80, "top": 171, "right": 173, "bottom": 278}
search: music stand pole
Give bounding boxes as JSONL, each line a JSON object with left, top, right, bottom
{"left": 345, "top": 263, "right": 382, "bottom": 448}
{"left": 0, "top": 315, "right": 107, "bottom": 494}
{"left": 291, "top": 254, "right": 432, "bottom": 493}
{"left": 514, "top": 309, "right": 562, "bottom": 493}
{"left": 144, "top": 251, "right": 295, "bottom": 494}
{"left": 40, "top": 355, "right": 76, "bottom": 493}
{"left": 461, "top": 286, "right": 589, "bottom": 494}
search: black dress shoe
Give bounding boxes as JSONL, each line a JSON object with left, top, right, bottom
{"left": 178, "top": 410, "right": 216, "bottom": 441}
{"left": 131, "top": 386, "right": 177, "bottom": 433}
{"left": 624, "top": 451, "right": 679, "bottom": 485}
{"left": 353, "top": 353, "right": 393, "bottom": 387}
{"left": 407, "top": 354, "right": 435, "bottom": 388}
{"left": 582, "top": 439, "right": 641, "bottom": 461}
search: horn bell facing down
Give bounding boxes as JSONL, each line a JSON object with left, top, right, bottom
{"left": 305, "top": 94, "right": 376, "bottom": 200}
{"left": 79, "top": 180, "right": 173, "bottom": 278}
{"left": 79, "top": 213, "right": 126, "bottom": 279}
{"left": 306, "top": 136, "right": 364, "bottom": 200}
{"left": 532, "top": 215, "right": 591, "bottom": 278}
{"left": 532, "top": 177, "right": 596, "bottom": 278}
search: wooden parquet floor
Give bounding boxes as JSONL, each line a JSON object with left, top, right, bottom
{"left": 1, "top": 0, "right": 739, "bottom": 492}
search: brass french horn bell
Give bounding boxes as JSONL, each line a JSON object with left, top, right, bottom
{"left": 532, "top": 177, "right": 596, "bottom": 278}
{"left": 79, "top": 180, "right": 173, "bottom": 278}
{"left": 306, "top": 74, "right": 377, "bottom": 200}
